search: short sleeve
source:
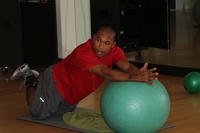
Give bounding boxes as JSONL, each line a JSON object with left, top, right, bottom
{"left": 75, "top": 48, "right": 101, "bottom": 70}
{"left": 112, "top": 46, "right": 127, "bottom": 63}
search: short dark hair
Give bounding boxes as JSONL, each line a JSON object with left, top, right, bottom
{"left": 94, "top": 25, "right": 116, "bottom": 37}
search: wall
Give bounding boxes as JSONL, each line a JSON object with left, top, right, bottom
{"left": 55, "top": 0, "right": 91, "bottom": 58}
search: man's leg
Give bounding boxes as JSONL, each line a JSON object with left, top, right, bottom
{"left": 10, "top": 64, "right": 39, "bottom": 105}
{"left": 11, "top": 64, "right": 76, "bottom": 119}
{"left": 30, "top": 65, "right": 77, "bottom": 119}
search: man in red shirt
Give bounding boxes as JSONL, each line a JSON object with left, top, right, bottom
{"left": 11, "top": 26, "right": 158, "bottom": 119}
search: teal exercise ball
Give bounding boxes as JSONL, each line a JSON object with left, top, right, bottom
{"left": 101, "top": 80, "right": 170, "bottom": 133}
{"left": 183, "top": 72, "right": 200, "bottom": 94}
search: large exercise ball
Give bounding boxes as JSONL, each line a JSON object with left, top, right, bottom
{"left": 183, "top": 72, "right": 200, "bottom": 94}
{"left": 101, "top": 80, "right": 170, "bottom": 133}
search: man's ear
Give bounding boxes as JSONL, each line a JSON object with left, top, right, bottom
{"left": 93, "top": 34, "right": 98, "bottom": 41}
{"left": 92, "top": 34, "right": 96, "bottom": 39}
{"left": 112, "top": 42, "right": 116, "bottom": 47}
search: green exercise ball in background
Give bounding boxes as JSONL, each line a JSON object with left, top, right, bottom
{"left": 183, "top": 72, "right": 200, "bottom": 94}
{"left": 101, "top": 80, "right": 170, "bottom": 133}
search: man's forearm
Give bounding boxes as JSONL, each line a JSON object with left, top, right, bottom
{"left": 126, "top": 63, "right": 139, "bottom": 74}
{"left": 102, "top": 67, "right": 130, "bottom": 81}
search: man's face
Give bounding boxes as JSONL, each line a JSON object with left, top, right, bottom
{"left": 93, "top": 31, "right": 115, "bottom": 58}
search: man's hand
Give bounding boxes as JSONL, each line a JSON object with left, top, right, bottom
{"left": 130, "top": 62, "right": 159, "bottom": 84}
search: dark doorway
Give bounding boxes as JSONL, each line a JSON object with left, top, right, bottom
{"left": 20, "top": 0, "right": 58, "bottom": 67}
{"left": 0, "top": 1, "right": 23, "bottom": 67}
{"left": 90, "top": 0, "right": 170, "bottom": 51}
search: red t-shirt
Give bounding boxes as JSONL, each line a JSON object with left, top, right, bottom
{"left": 53, "top": 39, "right": 126, "bottom": 105}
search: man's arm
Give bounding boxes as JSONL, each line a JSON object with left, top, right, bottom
{"left": 89, "top": 64, "right": 130, "bottom": 81}
{"left": 89, "top": 60, "right": 159, "bottom": 84}
{"left": 116, "top": 60, "right": 159, "bottom": 84}
{"left": 115, "top": 60, "right": 139, "bottom": 74}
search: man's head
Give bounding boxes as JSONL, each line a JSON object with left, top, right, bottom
{"left": 93, "top": 26, "right": 116, "bottom": 58}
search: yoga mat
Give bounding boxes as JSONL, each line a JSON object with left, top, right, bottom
{"left": 19, "top": 114, "right": 94, "bottom": 133}
{"left": 19, "top": 108, "right": 175, "bottom": 133}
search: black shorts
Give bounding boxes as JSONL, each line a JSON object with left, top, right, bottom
{"left": 29, "top": 65, "right": 76, "bottom": 120}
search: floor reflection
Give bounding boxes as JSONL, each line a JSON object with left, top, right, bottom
{"left": 126, "top": 10, "right": 200, "bottom": 69}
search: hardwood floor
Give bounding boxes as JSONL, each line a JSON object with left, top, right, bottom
{"left": 1, "top": 72, "right": 200, "bottom": 133}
